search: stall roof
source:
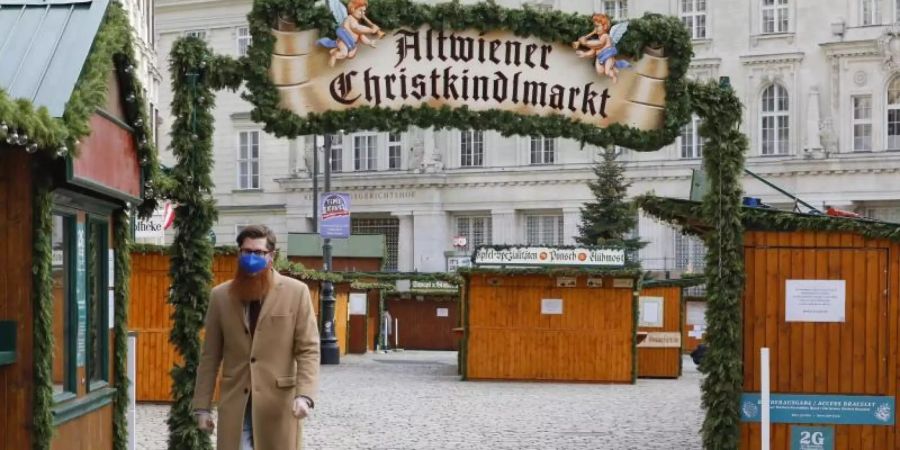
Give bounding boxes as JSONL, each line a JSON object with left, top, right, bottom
{"left": 637, "top": 195, "right": 900, "bottom": 242}
{"left": 0, "top": 0, "right": 109, "bottom": 117}
{"left": 459, "top": 267, "right": 643, "bottom": 278}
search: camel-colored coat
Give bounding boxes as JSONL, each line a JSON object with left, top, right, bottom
{"left": 192, "top": 271, "right": 320, "bottom": 450}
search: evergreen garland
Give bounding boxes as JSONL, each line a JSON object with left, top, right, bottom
{"left": 31, "top": 173, "right": 54, "bottom": 450}
{"left": 243, "top": 0, "right": 693, "bottom": 149}
{"left": 576, "top": 147, "right": 646, "bottom": 267}
{"left": 690, "top": 79, "right": 747, "bottom": 450}
{"left": 112, "top": 208, "right": 132, "bottom": 450}
{"left": 165, "top": 37, "right": 218, "bottom": 450}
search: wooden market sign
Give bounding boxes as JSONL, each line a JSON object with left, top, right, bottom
{"left": 473, "top": 246, "right": 625, "bottom": 267}
{"left": 272, "top": 23, "right": 669, "bottom": 131}
{"left": 248, "top": 0, "right": 694, "bottom": 148}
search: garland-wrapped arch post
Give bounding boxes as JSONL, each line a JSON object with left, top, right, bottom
{"left": 165, "top": 37, "right": 230, "bottom": 450}
{"left": 690, "top": 79, "right": 748, "bottom": 449}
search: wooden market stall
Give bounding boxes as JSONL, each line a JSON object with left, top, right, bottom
{"left": 0, "top": 1, "right": 158, "bottom": 448}
{"left": 636, "top": 282, "right": 683, "bottom": 379}
{"left": 641, "top": 196, "right": 900, "bottom": 450}
{"left": 460, "top": 246, "right": 640, "bottom": 383}
{"left": 384, "top": 284, "right": 461, "bottom": 351}
{"left": 683, "top": 295, "right": 707, "bottom": 353}
{"left": 636, "top": 277, "right": 705, "bottom": 378}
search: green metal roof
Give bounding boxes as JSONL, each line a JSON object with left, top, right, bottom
{"left": 0, "top": 0, "right": 109, "bottom": 117}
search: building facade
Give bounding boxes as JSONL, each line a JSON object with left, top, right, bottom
{"left": 121, "top": 0, "right": 161, "bottom": 145}
{"left": 155, "top": 0, "right": 900, "bottom": 274}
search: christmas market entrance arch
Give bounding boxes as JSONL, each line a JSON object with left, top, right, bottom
{"left": 163, "top": 1, "right": 747, "bottom": 449}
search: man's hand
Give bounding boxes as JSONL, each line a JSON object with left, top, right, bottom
{"left": 292, "top": 397, "right": 311, "bottom": 419}
{"left": 194, "top": 410, "right": 215, "bottom": 433}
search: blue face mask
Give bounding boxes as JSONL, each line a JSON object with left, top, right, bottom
{"left": 238, "top": 253, "right": 269, "bottom": 275}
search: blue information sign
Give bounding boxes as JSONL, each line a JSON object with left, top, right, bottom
{"left": 75, "top": 223, "right": 87, "bottom": 367}
{"left": 741, "top": 393, "right": 895, "bottom": 426}
{"left": 319, "top": 192, "right": 351, "bottom": 239}
{"left": 790, "top": 426, "right": 833, "bottom": 450}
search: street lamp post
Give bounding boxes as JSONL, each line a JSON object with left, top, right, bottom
{"left": 320, "top": 133, "right": 340, "bottom": 364}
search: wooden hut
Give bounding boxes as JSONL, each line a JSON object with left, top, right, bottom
{"left": 461, "top": 246, "right": 640, "bottom": 383}
{"left": 384, "top": 281, "right": 461, "bottom": 351}
{"left": 636, "top": 277, "right": 705, "bottom": 378}
{"left": 0, "top": 1, "right": 158, "bottom": 448}
{"left": 636, "top": 282, "right": 683, "bottom": 379}
{"left": 683, "top": 296, "right": 707, "bottom": 353}
{"left": 641, "top": 196, "right": 900, "bottom": 450}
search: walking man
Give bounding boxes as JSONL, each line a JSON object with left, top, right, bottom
{"left": 192, "top": 225, "right": 320, "bottom": 450}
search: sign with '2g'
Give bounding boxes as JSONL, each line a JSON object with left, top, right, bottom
{"left": 790, "top": 426, "right": 833, "bottom": 450}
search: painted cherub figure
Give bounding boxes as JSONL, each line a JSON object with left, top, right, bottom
{"left": 317, "top": 0, "right": 385, "bottom": 67}
{"left": 572, "top": 13, "right": 630, "bottom": 84}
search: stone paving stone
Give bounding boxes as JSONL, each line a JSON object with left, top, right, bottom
{"left": 135, "top": 351, "right": 703, "bottom": 449}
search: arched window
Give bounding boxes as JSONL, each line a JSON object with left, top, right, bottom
{"left": 887, "top": 77, "right": 900, "bottom": 149}
{"left": 760, "top": 84, "right": 789, "bottom": 155}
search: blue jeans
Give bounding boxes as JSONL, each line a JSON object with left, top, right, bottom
{"left": 242, "top": 401, "right": 254, "bottom": 450}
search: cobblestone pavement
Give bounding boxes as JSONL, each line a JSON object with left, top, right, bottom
{"left": 136, "top": 351, "right": 702, "bottom": 450}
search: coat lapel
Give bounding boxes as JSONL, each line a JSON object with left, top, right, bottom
{"left": 252, "top": 270, "right": 284, "bottom": 346}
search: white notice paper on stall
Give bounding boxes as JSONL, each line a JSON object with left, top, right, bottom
{"left": 108, "top": 249, "right": 115, "bottom": 287}
{"left": 109, "top": 290, "right": 115, "bottom": 329}
{"left": 349, "top": 293, "right": 368, "bottom": 316}
{"left": 785, "top": 279, "right": 846, "bottom": 322}
{"left": 639, "top": 296, "right": 664, "bottom": 327}
{"left": 686, "top": 302, "right": 706, "bottom": 326}
{"left": 436, "top": 308, "right": 449, "bottom": 317}
{"left": 541, "top": 299, "right": 563, "bottom": 315}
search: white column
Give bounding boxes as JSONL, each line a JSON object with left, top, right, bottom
{"left": 491, "top": 209, "right": 518, "bottom": 245}
{"left": 392, "top": 212, "right": 415, "bottom": 272}
{"left": 412, "top": 211, "right": 449, "bottom": 272}
{"left": 562, "top": 207, "right": 582, "bottom": 245}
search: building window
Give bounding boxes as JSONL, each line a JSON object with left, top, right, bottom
{"left": 861, "top": 0, "right": 881, "bottom": 25}
{"left": 680, "top": 115, "right": 704, "bottom": 159}
{"left": 852, "top": 95, "right": 873, "bottom": 151}
{"left": 602, "top": 0, "right": 628, "bottom": 19}
{"left": 674, "top": 230, "right": 707, "bottom": 296}
{"left": 760, "top": 84, "right": 789, "bottom": 155}
{"left": 388, "top": 133, "right": 402, "bottom": 170}
{"left": 888, "top": 78, "right": 900, "bottom": 149}
{"left": 353, "top": 134, "right": 377, "bottom": 171}
{"left": 460, "top": 130, "right": 484, "bottom": 167}
{"left": 184, "top": 29, "right": 207, "bottom": 40}
{"left": 237, "top": 26, "right": 252, "bottom": 57}
{"left": 87, "top": 219, "right": 109, "bottom": 387}
{"left": 330, "top": 134, "right": 343, "bottom": 172}
{"left": 525, "top": 215, "right": 565, "bottom": 246}
{"left": 237, "top": 131, "right": 260, "bottom": 189}
{"left": 681, "top": 0, "right": 707, "bottom": 39}
{"left": 456, "top": 216, "right": 492, "bottom": 253}
{"left": 51, "top": 214, "right": 75, "bottom": 397}
{"left": 761, "top": 0, "right": 789, "bottom": 34}
{"left": 352, "top": 218, "right": 399, "bottom": 271}
{"left": 530, "top": 136, "right": 555, "bottom": 165}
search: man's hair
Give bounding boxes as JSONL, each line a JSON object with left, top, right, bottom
{"left": 236, "top": 225, "right": 277, "bottom": 251}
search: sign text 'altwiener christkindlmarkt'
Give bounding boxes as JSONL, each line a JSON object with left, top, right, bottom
{"left": 270, "top": 10, "right": 669, "bottom": 130}
{"left": 473, "top": 247, "right": 625, "bottom": 267}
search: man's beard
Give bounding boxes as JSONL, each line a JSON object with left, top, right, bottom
{"left": 230, "top": 266, "right": 274, "bottom": 302}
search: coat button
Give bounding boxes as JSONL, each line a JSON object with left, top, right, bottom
{"left": 251, "top": 357, "right": 256, "bottom": 363}
{"left": 244, "top": 388, "right": 248, "bottom": 394}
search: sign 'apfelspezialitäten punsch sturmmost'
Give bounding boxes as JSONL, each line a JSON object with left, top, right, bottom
{"left": 270, "top": 24, "right": 670, "bottom": 130}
